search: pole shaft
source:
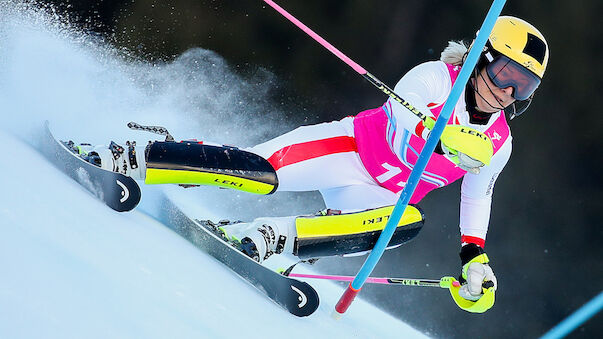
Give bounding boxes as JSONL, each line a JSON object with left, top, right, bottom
{"left": 335, "top": 283, "right": 360, "bottom": 314}
{"left": 263, "top": 0, "right": 366, "bottom": 74}
{"left": 361, "top": 73, "right": 432, "bottom": 124}
{"left": 263, "top": 0, "right": 431, "bottom": 124}
{"left": 287, "top": 273, "right": 445, "bottom": 287}
{"left": 540, "top": 291, "right": 603, "bottom": 339}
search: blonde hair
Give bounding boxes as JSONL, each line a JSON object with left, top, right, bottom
{"left": 440, "top": 40, "right": 469, "bottom": 66}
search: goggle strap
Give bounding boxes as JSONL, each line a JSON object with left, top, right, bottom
{"left": 507, "top": 95, "right": 533, "bottom": 120}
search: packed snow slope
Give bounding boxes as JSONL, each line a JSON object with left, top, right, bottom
{"left": 0, "top": 129, "right": 428, "bottom": 339}
{"left": 0, "top": 2, "right": 427, "bottom": 338}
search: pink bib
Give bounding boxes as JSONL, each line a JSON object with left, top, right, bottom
{"left": 353, "top": 64, "right": 510, "bottom": 203}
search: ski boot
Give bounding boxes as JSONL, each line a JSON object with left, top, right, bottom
{"left": 65, "top": 140, "right": 147, "bottom": 180}
{"left": 202, "top": 219, "right": 289, "bottom": 263}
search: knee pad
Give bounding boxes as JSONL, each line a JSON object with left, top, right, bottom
{"left": 293, "top": 205, "right": 424, "bottom": 259}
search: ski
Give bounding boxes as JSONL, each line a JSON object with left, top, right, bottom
{"left": 162, "top": 199, "right": 320, "bottom": 317}
{"left": 41, "top": 121, "right": 141, "bottom": 212}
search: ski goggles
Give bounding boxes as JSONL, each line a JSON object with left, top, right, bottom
{"left": 486, "top": 55, "right": 541, "bottom": 101}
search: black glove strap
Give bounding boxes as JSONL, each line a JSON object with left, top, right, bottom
{"left": 459, "top": 243, "right": 485, "bottom": 266}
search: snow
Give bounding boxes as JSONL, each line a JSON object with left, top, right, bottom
{"left": 0, "top": 123, "right": 428, "bottom": 339}
{"left": 0, "top": 2, "right": 427, "bottom": 338}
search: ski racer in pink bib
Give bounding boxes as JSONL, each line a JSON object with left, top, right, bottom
{"left": 244, "top": 16, "right": 549, "bottom": 303}
{"left": 95, "top": 16, "right": 549, "bottom": 307}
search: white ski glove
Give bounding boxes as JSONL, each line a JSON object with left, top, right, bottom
{"left": 458, "top": 243, "right": 497, "bottom": 301}
{"left": 424, "top": 118, "right": 494, "bottom": 174}
{"left": 440, "top": 144, "right": 488, "bottom": 175}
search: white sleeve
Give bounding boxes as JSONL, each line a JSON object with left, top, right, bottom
{"left": 459, "top": 137, "right": 512, "bottom": 245}
{"left": 386, "top": 61, "right": 452, "bottom": 145}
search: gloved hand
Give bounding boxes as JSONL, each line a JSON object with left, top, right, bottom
{"left": 424, "top": 117, "right": 493, "bottom": 174}
{"left": 458, "top": 243, "right": 497, "bottom": 301}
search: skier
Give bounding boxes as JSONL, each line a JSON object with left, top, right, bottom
{"left": 83, "top": 16, "right": 548, "bottom": 303}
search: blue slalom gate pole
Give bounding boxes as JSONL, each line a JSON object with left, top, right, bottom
{"left": 540, "top": 291, "right": 603, "bottom": 339}
{"left": 334, "top": 0, "right": 508, "bottom": 316}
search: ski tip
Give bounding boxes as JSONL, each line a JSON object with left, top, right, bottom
{"left": 286, "top": 280, "right": 320, "bottom": 317}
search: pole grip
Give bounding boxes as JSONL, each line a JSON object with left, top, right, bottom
{"left": 334, "top": 283, "right": 361, "bottom": 315}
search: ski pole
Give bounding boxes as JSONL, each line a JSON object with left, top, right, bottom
{"left": 286, "top": 272, "right": 495, "bottom": 313}
{"left": 261, "top": 0, "right": 431, "bottom": 126}
{"left": 262, "top": 0, "right": 506, "bottom": 316}
{"left": 287, "top": 272, "right": 460, "bottom": 288}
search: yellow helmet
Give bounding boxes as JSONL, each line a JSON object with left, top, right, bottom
{"left": 470, "top": 16, "right": 549, "bottom": 118}
{"left": 488, "top": 16, "right": 549, "bottom": 79}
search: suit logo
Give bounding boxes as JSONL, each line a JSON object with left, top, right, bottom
{"left": 490, "top": 132, "right": 502, "bottom": 141}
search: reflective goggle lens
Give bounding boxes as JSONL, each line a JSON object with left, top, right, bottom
{"left": 486, "top": 55, "right": 541, "bottom": 100}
